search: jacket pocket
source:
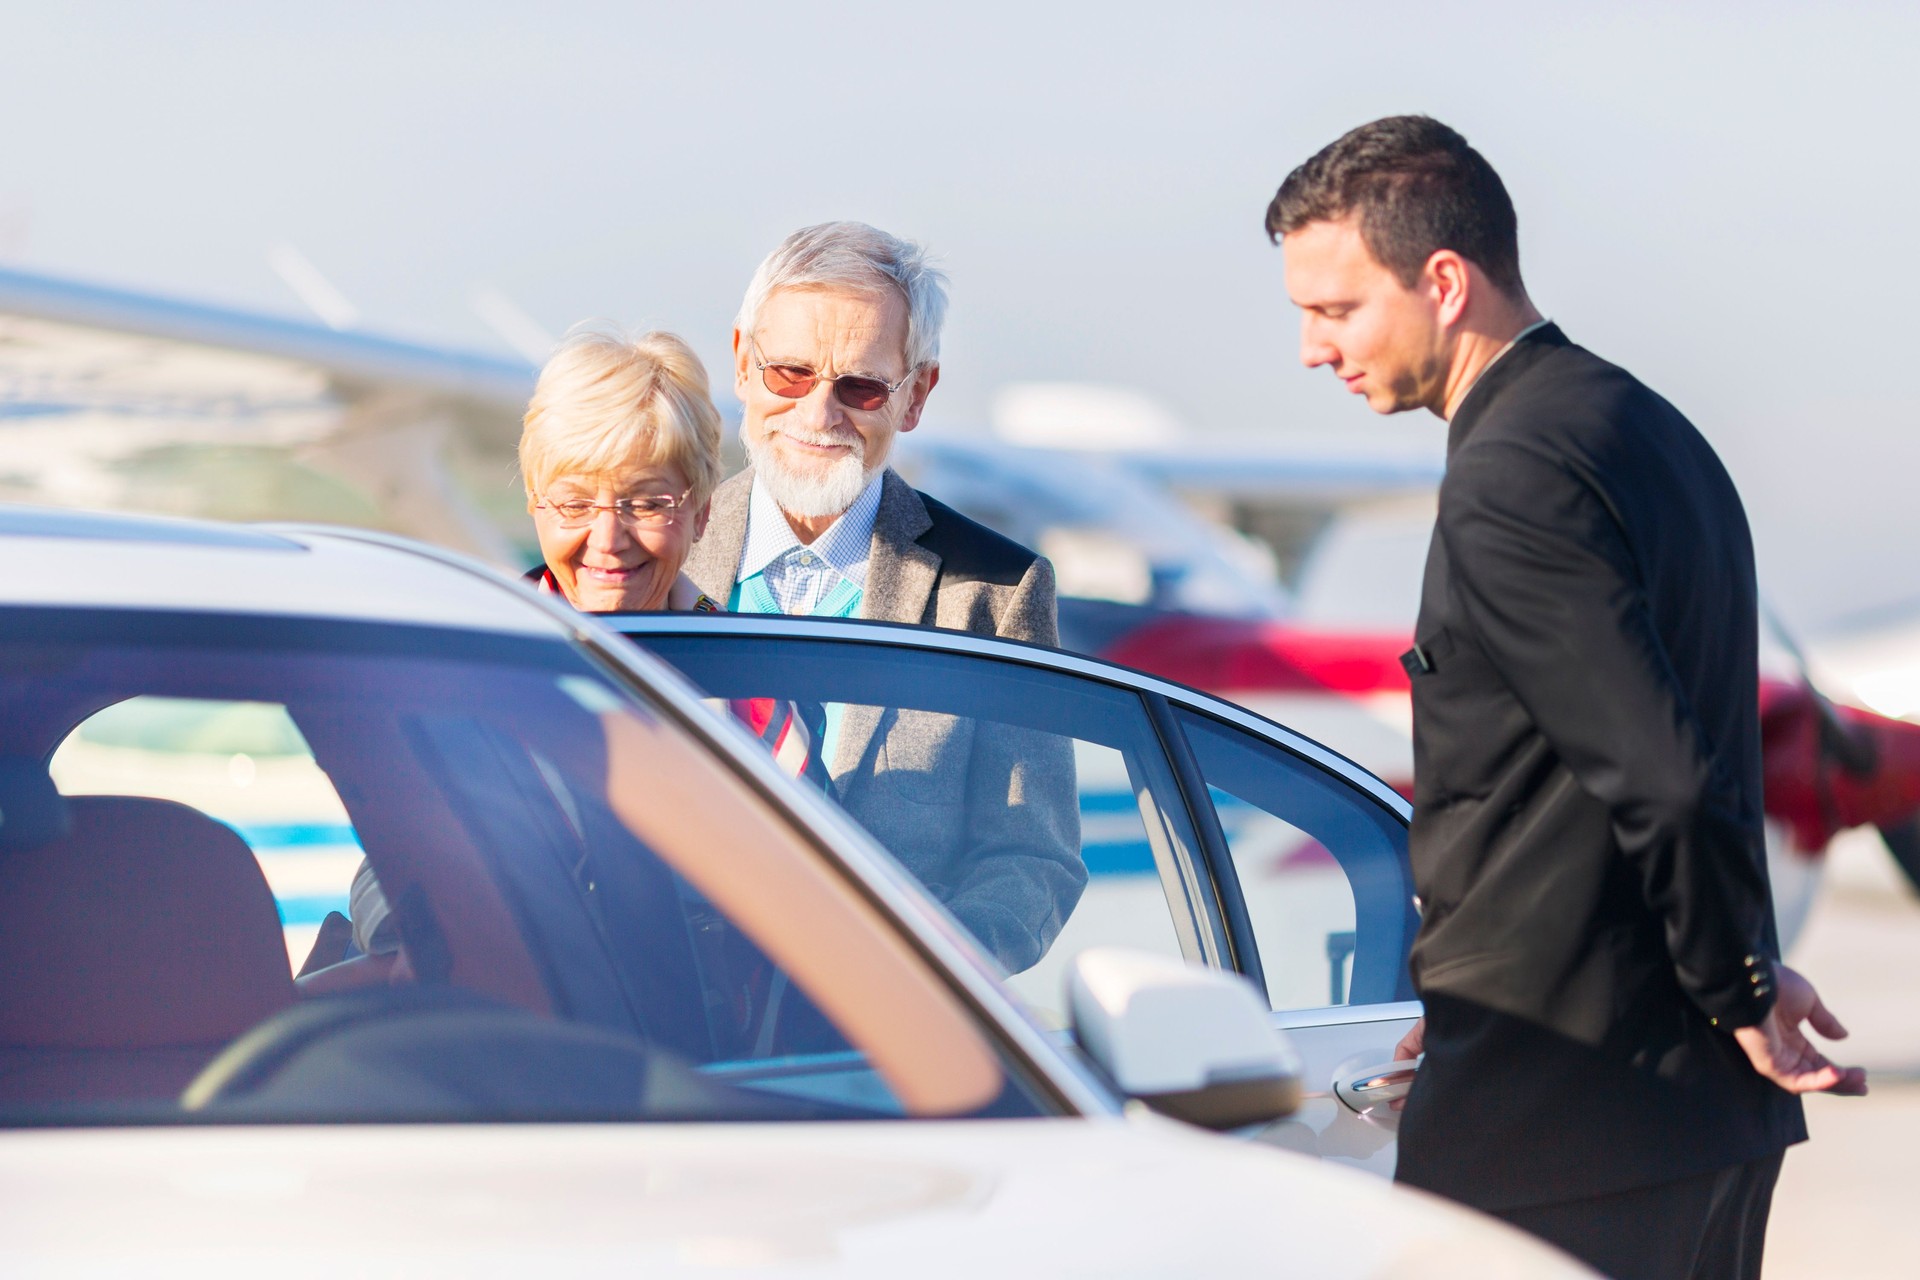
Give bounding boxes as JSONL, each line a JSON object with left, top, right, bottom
{"left": 1402, "top": 626, "right": 1457, "bottom": 678}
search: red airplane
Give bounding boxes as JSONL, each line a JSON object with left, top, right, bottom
{"left": 1100, "top": 610, "right": 1920, "bottom": 949}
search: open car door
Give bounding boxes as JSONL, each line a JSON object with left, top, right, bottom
{"left": 614, "top": 613, "right": 1423, "bottom": 1175}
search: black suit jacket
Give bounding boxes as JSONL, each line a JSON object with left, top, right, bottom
{"left": 1394, "top": 324, "right": 1805, "bottom": 1210}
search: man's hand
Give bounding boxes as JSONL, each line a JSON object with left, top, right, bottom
{"left": 1732, "top": 964, "right": 1868, "bottom": 1096}
{"left": 1387, "top": 1017, "right": 1425, "bottom": 1111}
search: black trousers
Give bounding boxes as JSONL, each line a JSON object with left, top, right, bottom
{"left": 1489, "top": 1153, "right": 1784, "bottom": 1280}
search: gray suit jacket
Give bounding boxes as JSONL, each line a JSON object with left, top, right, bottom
{"left": 685, "top": 468, "right": 1086, "bottom": 972}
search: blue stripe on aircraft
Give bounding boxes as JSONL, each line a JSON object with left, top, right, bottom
{"left": 1079, "top": 791, "right": 1138, "bottom": 815}
{"left": 275, "top": 894, "right": 351, "bottom": 926}
{"left": 232, "top": 821, "right": 363, "bottom": 851}
{"left": 1083, "top": 841, "right": 1157, "bottom": 876}
{"left": 242, "top": 797, "right": 1175, "bottom": 919}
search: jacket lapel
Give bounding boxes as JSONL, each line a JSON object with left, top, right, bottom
{"left": 683, "top": 470, "right": 753, "bottom": 603}
{"left": 830, "top": 469, "right": 939, "bottom": 780}
{"left": 860, "top": 469, "right": 938, "bottom": 624}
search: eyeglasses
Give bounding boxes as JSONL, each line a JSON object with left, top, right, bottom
{"left": 534, "top": 491, "right": 691, "bottom": 529}
{"left": 751, "top": 338, "right": 916, "bottom": 412}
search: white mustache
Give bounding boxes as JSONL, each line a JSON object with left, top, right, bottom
{"left": 746, "top": 420, "right": 876, "bottom": 519}
{"left": 776, "top": 427, "right": 864, "bottom": 454}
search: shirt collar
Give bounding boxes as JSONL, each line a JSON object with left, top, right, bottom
{"left": 739, "top": 470, "right": 885, "bottom": 587}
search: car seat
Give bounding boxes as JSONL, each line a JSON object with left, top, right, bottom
{"left": 0, "top": 781, "right": 295, "bottom": 1109}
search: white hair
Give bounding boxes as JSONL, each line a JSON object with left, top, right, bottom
{"left": 735, "top": 221, "right": 949, "bottom": 371}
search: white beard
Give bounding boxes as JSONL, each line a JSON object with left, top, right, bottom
{"left": 743, "top": 424, "right": 878, "bottom": 519}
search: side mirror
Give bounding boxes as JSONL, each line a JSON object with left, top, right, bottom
{"left": 1068, "top": 947, "right": 1302, "bottom": 1130}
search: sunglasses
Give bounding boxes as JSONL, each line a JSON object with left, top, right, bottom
{"left": 751, "top": 338, "right": 915, "bottom": 412}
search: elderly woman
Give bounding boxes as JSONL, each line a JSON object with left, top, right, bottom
{"left": 334, "top": 329, "right": 736, "bottom": 971}
{"left": 519, "top": 328, "right": 725, "bottom": 612}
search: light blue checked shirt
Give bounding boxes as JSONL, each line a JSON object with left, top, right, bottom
{"left": 737, "top": 472, "right": 884, "bottom": 615}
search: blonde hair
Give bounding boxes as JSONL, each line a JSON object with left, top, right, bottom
{"left": 519, "top": 326, "right": 724, "bottom": 506}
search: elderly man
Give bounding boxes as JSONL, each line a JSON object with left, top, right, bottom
{"left": 684, "top": 221, "right": 1084, "bottom": 973}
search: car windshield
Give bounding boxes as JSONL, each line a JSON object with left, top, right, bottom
{"left": 0, "top": 608, "right": 1039, "bottom": 1127}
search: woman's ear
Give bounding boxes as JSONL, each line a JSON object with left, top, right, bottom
{"left": 693, "top": 498, "right": 712, "bottom": 540}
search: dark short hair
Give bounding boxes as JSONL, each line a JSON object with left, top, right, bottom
{"left": 1266, "top": 116, "right": 1524, "bottom": 294}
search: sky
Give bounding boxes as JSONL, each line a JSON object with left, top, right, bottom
{"left": 2, "top": 1, "right": 1916, "bottom": 631}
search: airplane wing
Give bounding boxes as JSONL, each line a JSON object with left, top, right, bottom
{"left": 1128, "top": 438, "right": 1444, "bottom": 594}
{"left": 0, "top": 265, "right": 537, "bottom": 563}
{"left": 1130, "top": 436, "right": 1445, "bottom": 503}
{"left": 984, "top": 381, "right": 1445, "bottom": 586}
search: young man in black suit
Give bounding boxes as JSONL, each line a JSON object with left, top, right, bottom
{"left": 1266, "top": 116, "right": 1866, "bottom": 1279}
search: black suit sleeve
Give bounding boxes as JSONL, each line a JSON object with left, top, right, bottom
{"left": 1438, "top": 441, "right": 1776, "bottom": 1027}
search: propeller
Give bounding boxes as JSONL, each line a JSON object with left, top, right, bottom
{"left": 1764, "top": 604, "right": 1920, "bottom": 896}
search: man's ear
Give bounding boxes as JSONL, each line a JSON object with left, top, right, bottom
{"left": 898, "top": 363, "right": 941, "bottom": 433}
{"left": 732, "top": 327, "right": 751, "bottom": 395}
{"left": 1426, "top": 250, "right": 1472, "bottom": 328}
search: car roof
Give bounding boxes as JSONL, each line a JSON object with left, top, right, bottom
{"left": 0, "top": 506, "right": 560, "bottom": 636}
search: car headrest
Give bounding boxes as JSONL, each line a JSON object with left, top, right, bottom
{"left": 0, "top": 757, "right": 71, "bottom": 853}
{"left": 0, "top": 795, "right": 293, "bottom": 1049}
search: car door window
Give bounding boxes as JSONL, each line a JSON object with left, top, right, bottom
{"left": 630, "top": 634, "right": 1208, "bottom": 1029}
{"left": 1174, "top": 707, "right": 1417, "bottom": 1012}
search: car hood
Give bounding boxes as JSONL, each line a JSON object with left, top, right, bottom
{"left": 0, "top": 1116, "right": 1588, "bottom": 1277}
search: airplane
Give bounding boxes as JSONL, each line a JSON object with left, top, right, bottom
{"left": 5, "top": 265, "right": 1915, "bottom": 953}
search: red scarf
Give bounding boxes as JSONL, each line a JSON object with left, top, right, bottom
{"left": 532, "top": 566, "right": 820, "bottom": 786}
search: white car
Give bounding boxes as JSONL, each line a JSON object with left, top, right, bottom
{"left": 0, "top": 506, "right": 1586, "bottom": 1276}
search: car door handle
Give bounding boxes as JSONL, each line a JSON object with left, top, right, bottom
{"left": 1333, "top": 1054, "right": 1423, "bottom": 1113}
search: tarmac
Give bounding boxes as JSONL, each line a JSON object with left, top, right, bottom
{"left": 1765, "top": 829, "right": 1920, "bottom": 1278}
